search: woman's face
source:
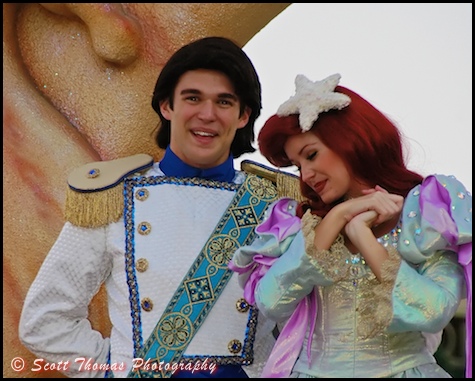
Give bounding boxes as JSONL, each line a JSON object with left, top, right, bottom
{"left": 284, "top": 131, "right": 353, "bottom": 204}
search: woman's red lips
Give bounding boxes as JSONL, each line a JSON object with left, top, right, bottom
{"left": 313, "top": 180, "right": 326, "bottom": 194}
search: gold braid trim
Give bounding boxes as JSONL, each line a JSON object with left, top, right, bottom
{"left": 64, "top": 184, "right": 124, "bottom": 228}
{"left": 356, "top": 245, "right": 401, "bottom": 339}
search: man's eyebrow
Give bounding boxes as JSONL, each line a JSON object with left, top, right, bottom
{"left": 218, "top": 93, "right": 238, "bottom": 101}
{"left": 180, "top": 88, "right": 201, "bottom": 95}
{"left": 179, "top": 88, "right": 238, "bottom": 101}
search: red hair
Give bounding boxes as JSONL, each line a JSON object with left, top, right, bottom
{"left": 258, "top": 85, "right": 423, "bottom": 217}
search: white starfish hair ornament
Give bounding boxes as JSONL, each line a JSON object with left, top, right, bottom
{"left": 277, "top": 73, "right": 351, "bottom": 132}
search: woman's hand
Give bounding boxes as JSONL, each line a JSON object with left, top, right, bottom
{"left": 339, "top": 186, "right": 403, "bottom": 227}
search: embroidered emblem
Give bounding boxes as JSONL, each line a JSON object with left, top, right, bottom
{"left": 158, "top": 313, "right": 193, "bottom": 349}
{"left": 206, "top": 235, "right": 239, "bottom": 267}
{"left": 185, "top": 277, "right": 213, "bottom": 303}
{"left": 247, "top": 175, "right": 278, "bottom": 199}
{"left": 231, "top": 207, "right": 257, "bottom": 228}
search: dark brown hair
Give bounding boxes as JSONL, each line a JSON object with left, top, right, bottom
{"left": 151, "top": 36, "right": 262, "bottom": 158}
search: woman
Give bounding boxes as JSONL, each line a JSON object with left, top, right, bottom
{"left": 229, "top": 74, "right": 472, "bottom": 378}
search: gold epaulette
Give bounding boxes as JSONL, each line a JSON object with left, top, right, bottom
{"left": 65, "top": 154, "right": 154, "bottom": 228}
{"left": 240, "top": 160, "right": 305, "bottom": 202}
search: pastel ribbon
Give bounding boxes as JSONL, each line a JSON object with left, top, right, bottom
{"left": 261, "top": 289, "right": 317, "bottom": 378}
{"left": 229, "top": 253, "right": 317, "bottom": 378}
{"left": 419, "top": 176, "right": 472, "bottom": 378}
{"left": 229, "top": 198, "right": 317, "bottom": 377}
{"left": 255, "top": 198, "right": 302, "bottom": 241}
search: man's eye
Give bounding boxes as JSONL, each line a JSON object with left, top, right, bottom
{"left": 218, "top": 99, "right": 233, "bottom": 106}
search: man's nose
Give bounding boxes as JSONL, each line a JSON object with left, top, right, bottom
{"left": 198, "top": 99, "right": 217, "bottom": 120}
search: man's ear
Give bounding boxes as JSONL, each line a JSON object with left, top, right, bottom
{"left": 238, "top": 106, "right": 251, "bottom": 129}
{"left": 159, "top": 99, "right": 172, "bottom": 121}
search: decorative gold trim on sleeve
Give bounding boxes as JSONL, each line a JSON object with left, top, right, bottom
{"left": 301, "top": 210, "right": 348, "bottom": 282}
{"left": 356, "top": 245, "right": 401, "bottom": 339}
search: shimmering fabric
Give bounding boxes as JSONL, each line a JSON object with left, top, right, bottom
{"left": 231, "top": 174, "right": 471, "bottom": 378}
{"left": 401, "top": 174, "right": 472, "bottom": 378}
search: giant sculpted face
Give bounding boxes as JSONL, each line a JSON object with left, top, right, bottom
{"left": 3, "top": 3, "right": 290, "bottom": 377}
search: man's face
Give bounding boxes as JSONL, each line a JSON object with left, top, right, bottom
{"left": 160, "top": 69, "right": 250, "bottom": 169}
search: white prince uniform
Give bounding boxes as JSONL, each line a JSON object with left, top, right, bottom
{"left": 19, "top": 148, "right": 290, "bottom": 378}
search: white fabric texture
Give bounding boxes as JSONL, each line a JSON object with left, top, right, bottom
{"left": 19, "top": 164, "right": 276, "bottom": 377}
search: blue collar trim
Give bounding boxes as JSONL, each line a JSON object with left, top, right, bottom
{"left": 159, "top": 147, "right": 235, "bottom": 183}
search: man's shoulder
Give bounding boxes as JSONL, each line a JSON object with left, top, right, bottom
{"left": 67, "top": 153, "right": 154, "bottom": 193}
{"left": 240, "top": 160, "right": 305, "bottom": 202}
{"left": 65, "top": 154, "right": 154, "bottom": 228}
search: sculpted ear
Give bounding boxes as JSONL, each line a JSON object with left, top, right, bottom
{"left": 40, "top": 3, "right": 142, "bottom": 65}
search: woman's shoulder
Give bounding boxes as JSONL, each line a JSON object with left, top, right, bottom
{"left": 399, "top": 173, "right": 472, "bottom": 263}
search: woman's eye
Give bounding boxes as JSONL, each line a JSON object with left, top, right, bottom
{"left": 307, "top": 152, "right": 317, "bottom": 160}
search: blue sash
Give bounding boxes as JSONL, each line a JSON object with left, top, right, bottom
{"left": 125, "top": 173, "right": 277, "bottom": 378}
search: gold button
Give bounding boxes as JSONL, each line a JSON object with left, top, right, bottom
{"left": 138, "top": 222, "right": 151, "bottom": 235}
{"left": 136, "top": 258, "right": 149, "bottom": 272}
{"left": 228, "top": 339, "right": 242, "bottom": 354}
{"left": 236, "top": 298, "right": 250, "bottom": 313}
{"left": 141, "top": 297, "right": 153, "bottom": 312}
{"left": 135, "top": 188, "right": 149, "bottom": 201}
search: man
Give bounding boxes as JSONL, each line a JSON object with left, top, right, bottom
{"left": 19, "top": 36, "right": 297, "bottom": 378}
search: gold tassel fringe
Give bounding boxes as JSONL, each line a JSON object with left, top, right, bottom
{"left": 64, "top": 184, "right": 124, "bottom": 228}
{"left": 276, "top": 173, "right": 305, "bottom": 202}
